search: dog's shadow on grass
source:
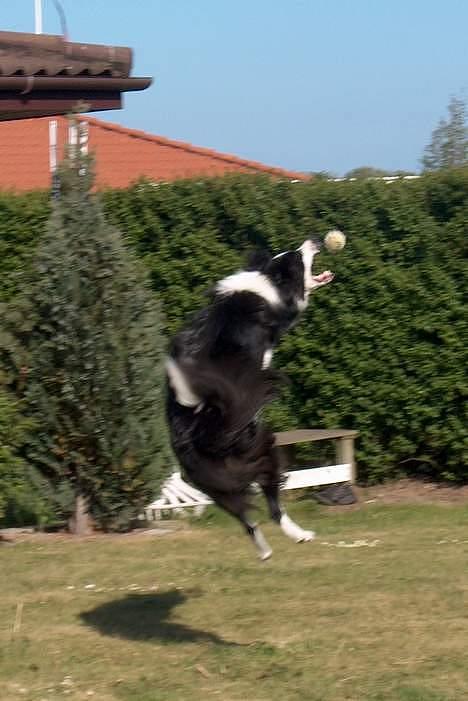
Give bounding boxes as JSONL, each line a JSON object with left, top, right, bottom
{"left": 80, "top": 590, "right": 242, "bottom": 647}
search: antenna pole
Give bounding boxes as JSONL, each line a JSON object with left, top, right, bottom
{"left": 34, "top": 0, "right": 43, "bottom": 34}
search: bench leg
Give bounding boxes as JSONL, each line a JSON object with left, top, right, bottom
{"left": 335, "top": 438, "right": 356, "bottom": 483}
{"left": 275, "top": 445, "right": 295, "bottom": 471}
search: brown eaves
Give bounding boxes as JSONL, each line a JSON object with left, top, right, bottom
{"left": 0, "top": 31, "right": 152, "bottom": 120}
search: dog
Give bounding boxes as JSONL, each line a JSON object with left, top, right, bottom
{"left": 165, "top": 238, "right": 334, "bottom": 559}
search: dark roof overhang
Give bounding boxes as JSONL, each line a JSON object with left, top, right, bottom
{"left": 0, "top": 31, "right": 152, "bottom": 120}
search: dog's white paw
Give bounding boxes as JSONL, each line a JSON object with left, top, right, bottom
{"left": 280, "top": 514, "right": 316, "bottom": 543}
{"left": 259, "top": 548, "right": 273, "bottom": 561}
{"left": 296, "top": 529, "right": 315, "bottom": 543}
{"left": 252, "top": 526, "right": 273, "bottom": 560}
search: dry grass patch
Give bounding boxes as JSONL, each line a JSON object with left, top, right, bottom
{"left": 1, "top": 501, "right": 468, "bottom": 701}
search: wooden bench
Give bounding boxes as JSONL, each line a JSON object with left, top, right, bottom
{"left": 275, "top": 428, "right": 358, "bottom": 489}
{"left": 144, "top": 428, "right": 358, "bottom": 520}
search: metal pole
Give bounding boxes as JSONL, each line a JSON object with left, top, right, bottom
{"left": 34, "top": 0, "right": 43, "bottom": 34}
{"left": 49, "top": 119, "right": 60, "bottom": 199}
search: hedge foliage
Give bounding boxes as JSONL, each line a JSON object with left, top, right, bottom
{"left": 0, "top": 171, "right": 467, "bottom": 483}
{"left": 0, "top": 391, "right": 50, "bottom": 527}
{"left": 0, "top": 191, "right": 50, "bottom": 302}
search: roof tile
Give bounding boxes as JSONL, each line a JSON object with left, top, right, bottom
{"left": 0, "top": 31, "right": 132, "bottom": 77}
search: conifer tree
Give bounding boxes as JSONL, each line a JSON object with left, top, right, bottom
{"left": 2, "top": 119, "right": 171, "bottom": 532}
{"left": 422, "top": 96, "right": 468, "bottom": 171}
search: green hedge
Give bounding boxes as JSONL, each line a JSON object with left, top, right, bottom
{"left": 1, "top": 172, "right": 467, "bottom": 482}
{"left": 0, "top": 191, "right": 50, "bottom": 302}
{"left": 0, "top": 391, "right": 51, "bottom": 527}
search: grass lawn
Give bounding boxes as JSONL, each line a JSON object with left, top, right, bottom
{"left": 1, "top": 498, "right": 468, "bottom": 701}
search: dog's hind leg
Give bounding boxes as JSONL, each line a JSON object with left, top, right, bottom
{"left": 211, "top": 492, "right": 273, "bottom": 561}
{"left": 261, "top": 481, "right": 315, "bottom": 543}
{"left": 262, "top": 482, "right": 315, "bottom": 543}
{"left": 247, "top": 522, "right": 273, "bottom": 561}
{"left": 259, "top": 455, "right": 315, "bottom": 545}
{"left": 250, "top": 428, "right": 315, "bottom": 545}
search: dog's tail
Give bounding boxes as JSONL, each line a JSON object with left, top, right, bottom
{"left": 169, "top": 355, "right": 281, "bottom": 455}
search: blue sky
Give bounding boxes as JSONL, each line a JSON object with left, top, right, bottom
{"left": 2, "top": 0, "right": 468, "bottom": 175}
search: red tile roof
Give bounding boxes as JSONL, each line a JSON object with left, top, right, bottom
{"left": 0, "top": 115, "right": 308, "bottom": 191}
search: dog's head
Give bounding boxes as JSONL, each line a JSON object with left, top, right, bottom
{"left": 245, "top": 238, "right": 334, "bottom": 310}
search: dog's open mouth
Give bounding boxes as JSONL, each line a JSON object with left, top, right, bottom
{"left": 311, "top": 270, "right": 334, "bottom": 285}
{"left": 306, "top": 241, "right": 334, "bottom": 289}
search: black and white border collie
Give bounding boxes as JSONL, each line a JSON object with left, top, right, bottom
{"left": 166, "top": 239, "right": 334, "bottom": 559}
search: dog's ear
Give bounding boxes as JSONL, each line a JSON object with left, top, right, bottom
{"left": 244, "top": 249, "right": 271, "bottom": 272}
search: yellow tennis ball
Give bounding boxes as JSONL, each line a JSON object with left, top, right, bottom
{"left": 324, "top": 229, "right": 346, "bottom": 252}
